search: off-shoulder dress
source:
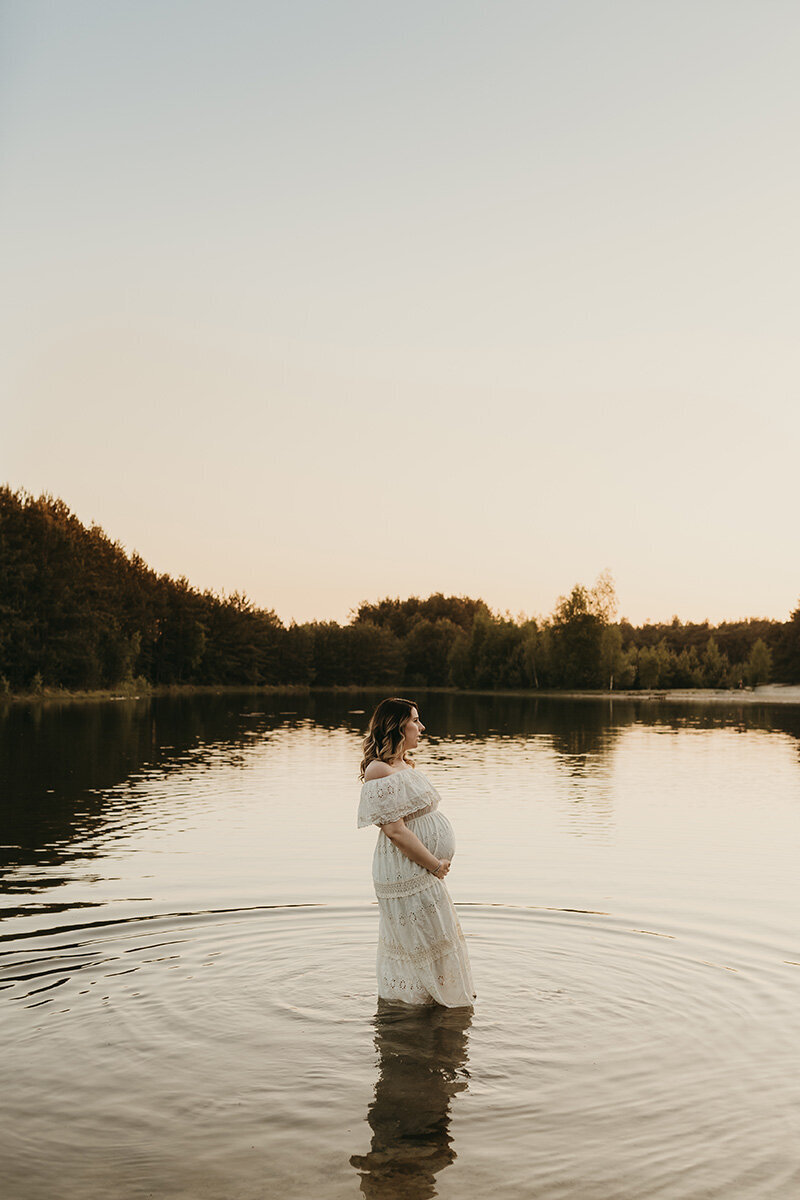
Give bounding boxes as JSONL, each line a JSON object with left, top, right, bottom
{"left": 358, "top": 768, "right": 475, "bottom": 1008}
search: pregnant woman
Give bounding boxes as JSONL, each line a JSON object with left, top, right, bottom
{"left": 358, "top": 697, "right": 475, "bottom": 1007}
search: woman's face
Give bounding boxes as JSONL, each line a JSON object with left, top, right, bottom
{"left": 402, "top": 706, "right": 425, "bottom": 750}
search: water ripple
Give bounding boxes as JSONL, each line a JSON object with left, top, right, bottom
{"left": 1, "top": 903, "right": 799, "bottom": 1198}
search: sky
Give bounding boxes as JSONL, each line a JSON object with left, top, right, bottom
{"left": 2, "top": 0, "right": 798, "bottom": 627}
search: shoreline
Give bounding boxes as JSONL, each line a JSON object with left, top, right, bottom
{"left": 514, "top": 686, "right": 800, "bottom": 706}
{"left": 3, "top": 683, "right": 800, "bottom": 707}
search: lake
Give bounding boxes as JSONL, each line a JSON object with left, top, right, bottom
{"left": 1, "top": 690, "right": 800, "bottom": 1199}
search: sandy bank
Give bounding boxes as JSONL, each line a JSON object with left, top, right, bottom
{"left": 531, "top": 685, "right": 800, "bottom": 706}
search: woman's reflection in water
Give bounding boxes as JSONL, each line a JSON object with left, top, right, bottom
{"left": 351, "top": 999, "right": 472, "bottom": 1200}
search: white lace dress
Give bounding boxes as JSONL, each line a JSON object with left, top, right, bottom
{"left": 358, "top": 768, "right": 475, "bottom": 1008}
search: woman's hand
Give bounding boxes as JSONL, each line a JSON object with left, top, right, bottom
{"left": 379, "top": 821, "right": 452, "bottom": 879}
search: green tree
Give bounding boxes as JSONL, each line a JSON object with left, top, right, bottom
{"left": 353, "top": 593, "right": 491, "bottom": 638}
{"left": 726, "top": 660, "right": 745, "bottom": 689}
{"left": 446, "top": 629, "right": 471, "bottom": 689}
{"left": 280, "top": 622, "right": 314, "bottom": 684}
{"left": 403, "top": 618, "right": 461, "bottom": 686}
{"left": 520, "top": 619, "right": 541, "bottom": 688}
{"left": 700, "top": 637, "right": 729, "bottom": 688}
{"left": 745, "top": 638, "right": 772, "bottom": 687}
{"left": 346, "top": 621, "right": 404, "bottom": 684}
{"left": 473, "top": 619, "right": 526, "bottom": 688}
{"left": 598, "top": 624, "right": 636, "bottom": 689}
{"left": 673, "top": 646, "right": 703, "bottom": 687}
{"left": 589, "top": 568, "right": 618, "bottom": 622}
{"left": 777, "top": 603, "right": 800, "bottom": 683}
{"left": 306, "top": 622, "right": 349, "bottom": 685}
{"left": 637, "top": 646, "right": 660, "bottom": 689}
{"left": 653, "top": 638, "right": 678, "bottom": 687}
{"left": 617, "top": 646, "right": 638, "bottom": 689}
{"left": 549, "top": 577, "right": 613, "bottom": 688}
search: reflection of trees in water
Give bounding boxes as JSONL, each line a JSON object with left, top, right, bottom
{"left": 657, "top": 700, "right": 800, "bottom": 742}
{"left": 4, "top": 689, "right": 799, "bottom": 893}
{"left": 317, "top": 689, "right": 800, "bottom": 746}
{"left": 351, "top": 1000, "right": 472, "bottom": 1200}
{"left": 0, "top": 695, "right": 270, "bottom": 886}
{"left": 415, "top": 695, "right": 626, "bottom": 836}
{"left": 536, "top": 704, "right": 620, "bottom": 835}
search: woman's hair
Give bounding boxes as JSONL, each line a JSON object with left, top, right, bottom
{"left": 360, "top": 697, "right": 419, "bottom": 780}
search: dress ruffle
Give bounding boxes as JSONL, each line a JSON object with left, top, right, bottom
{"left": 357, "top": 768, "right": 439, "bottom": 828}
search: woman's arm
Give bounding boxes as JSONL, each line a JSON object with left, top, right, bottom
{"left": 380, "top": 818, "right": 450, "bottom": 879}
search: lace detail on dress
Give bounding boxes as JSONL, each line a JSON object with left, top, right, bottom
{"left": 377, "top": 972, "right": 433, "bottom": 1001}
{"left": 361, "top": 796, "right": 427, "bottom": 826}
{"left": 378, "top": 962, "right": 474, "bottom": 1001}
{"left": 373, "top": 872, "right": 438, "bottom": 899}
{"left": 357, "top": 770, "right": 440, "bottom": 827}
{"left": 378, "top": 930, "right": 467, "bottom": 966}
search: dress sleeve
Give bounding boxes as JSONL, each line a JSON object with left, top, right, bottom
{"left": 357, "top": 776, "right": 423, "bottom": 828}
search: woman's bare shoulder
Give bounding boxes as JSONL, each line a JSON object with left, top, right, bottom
{"left": 363, "top": 761, "right": 394, "bottom": 781}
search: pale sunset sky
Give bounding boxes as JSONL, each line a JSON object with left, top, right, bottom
{"left": 2, "top": 1, "right": 798, "bottom": 626}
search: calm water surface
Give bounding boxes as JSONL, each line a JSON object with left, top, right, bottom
{"left": 2, "top": 691, "right": 800, "bottom": 1199}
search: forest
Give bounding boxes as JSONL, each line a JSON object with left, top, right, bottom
{"left": 1, "top": 487, "right": 798, "bottom": 694}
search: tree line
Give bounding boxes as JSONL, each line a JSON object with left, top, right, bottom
{"left": 2, "top": 487, "right": 799, "bottom": 693}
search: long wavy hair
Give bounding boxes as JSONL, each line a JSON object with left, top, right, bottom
{"left": 360, "top": 697, "right": 419, "bottom": 780}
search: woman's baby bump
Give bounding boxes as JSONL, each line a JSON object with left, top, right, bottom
{"left": 408, "top": 810, "right": 456, "bottom": 861}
